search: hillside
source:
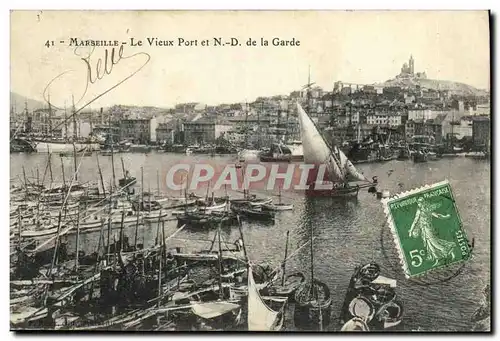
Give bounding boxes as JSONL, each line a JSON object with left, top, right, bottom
{"left": 10, "top": 92, "right": 47, "bottom": 112}
{"left": 377, "top": 77, "right": 489, "bottom": 97}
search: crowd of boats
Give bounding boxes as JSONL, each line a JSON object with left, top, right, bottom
{"left": 10, "top": 103, "right": 408, "bottom": 331}
{"left": 10, "top": 166, "right": 402, "bottom": 331}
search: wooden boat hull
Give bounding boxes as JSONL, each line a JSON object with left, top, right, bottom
{"left": 259, "top": 155, "right": 291, "bottom": 163}
{"left": 268, "top": 272, "right": 306, "bottom": 299}
{"left": 231, "top": 207, "right": 275, "bottom": 222}
{"left": 143, "top": 211, "right": 169, "bottom": 221}
{"left": 177, "top": 214, "right": 236, "bottom": 229}
{"left": 293, "top": 280, "right": 332, "bottom": 331}
{"left": 305, "top": 184, "right": 360, "bottom": 198}
{"left": 32, "top": 141, "right": 101, "bottom": 153}
{"left": 261, "top": 203, "right": 293, "bottom": 211}
{"left": 21, "top": 227, "right": 60, "bottom": 238}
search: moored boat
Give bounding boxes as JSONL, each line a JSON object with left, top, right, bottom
{"left": 231, "top": 204, "right": 275, "bottom": 222}
{"left": 339, "top": 263, "right": 404, "bottom": 331}
{"left": 293, "top": 279, "right": 332, "bottom": 331}
{"left": 296, "top": 103, "right": 375, "bottom": 198}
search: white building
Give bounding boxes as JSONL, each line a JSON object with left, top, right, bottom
{"left": 366, "top": 113, "right": 402, "bottom": 127}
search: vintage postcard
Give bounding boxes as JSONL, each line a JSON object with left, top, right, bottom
{"left": 9, "top": 10, "right": 490, "bottom": 332}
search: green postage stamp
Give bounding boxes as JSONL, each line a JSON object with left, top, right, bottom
{"left": 382, "top": 180, "right": 471, "bottom": 278}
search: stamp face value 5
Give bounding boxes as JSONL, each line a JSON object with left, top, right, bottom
{"left": 383, "top": 180, "right": 471, "bottom": 278}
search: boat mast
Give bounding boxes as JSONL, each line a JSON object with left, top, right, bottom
{"left": 106, "top": 178, "right": 112, "bottom": 264}
{"left": 96, "top": 152, "right": 106, "bottom": 197}
{"left": 157, "top": 169, "right": 160, "bottom": 196}
{"left": 141, "top": 166, "right": 144, "bottom": 212}
{"left": 277, "top": 105, "right": 281, "bottom": 142}
{"left": 48, "top": 152, "right": 53, "bottom": 185}
{"left": 281, "top": 230, "right": 290, "bottom": 286}
{"left": 48, "top": 93, "right": 53, "bottom": 136}
{"left": 72, "top": 95, "right": 77, "bottom": 141}
{"left": 451, "top": 110, "right": 455, "bottom": 149}
{"left": 258, "top": 102, "right": 262, "bottom": 149}
{"left": 64, "top": 102, "right": 68, "bottom": 141}
{"left": 306, "top": 65, "right": 311, "bottom": 113}
{"left": 285, "top": 105, "right": 289, "bottom": 142}
{"left": 75, "top": 207, "right": 81, "bottom": 272}
{"left": 60, "top": 156, "right": 66, "bottom": 187}
{"left": 109, "top": 114, "right": 116, "bottom": 190}
{"left": 309, "top": 219, "right": 315, "bottom": 301}
{"left": 73, "top": 142, "right": 78, "bottom": 182}
{"left": 244, "top": 102, "right": 249, "bottom": 147}
{"left": 217, "top": 222, "right": 224, "bottom": 299}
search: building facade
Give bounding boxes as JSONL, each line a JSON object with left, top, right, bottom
{"left": 472, "top": 117, "right": 491, "bottom": 147}
{"left": 183, "top": 118, "right": 216, "bottom": 145}
{"left": 119, "top": 118, "right": 157, "bottom": 144}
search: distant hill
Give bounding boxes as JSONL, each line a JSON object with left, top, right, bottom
{"left": 10, "top": 92, "right": 47, "bottom": 112}
{"left": 376, "top": 77, "right": 489, "bottom": 97}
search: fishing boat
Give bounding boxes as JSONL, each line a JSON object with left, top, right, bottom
{"left": 267, "top": 271, "right": 306, "bottom": 299}
{"left": 176, "top": 211, "right": 236, "bottom": 229}
{"left": 412, "top": 150, "right": 428, "bottom": 163}
{"left": 59, "top": 150, "right": 93, "bottom": 157}
{"left": 261, "top": 187, "right": 293, "bottom": 211}
{"left": 293, "top": 206, "right": 332, "bottom": 331}
{"left": 237, "top": 149, "right": 260, "bottom": 162}
{"left": 197, "top": 196, "right": 230, "bottom": 213}
{"left": 171, "top": 207, "right": 198, "bottom": 216}
{"left": 230, "top": 195, "right": 272, "bottom": 208}
{"left": 259, "top": 143, "right": 292, "bottom": 163}
{"left": 21, "top": 226, "right": 60, "bottom": 238}
{"left": 266, "top": 231, "right": 306, "bottom": 300}
{"left": 465, "top": 151, "right": 489, "bottom": 159}
{"left": 339, "top": 263, "right": 403, "bottom": 331}
{"left": 231, "top": 204, "right": 275, "bottom": 222}
{"left": 286, "top": 140, "right": 304, "bottom": 161}
{"left": 294, "top": 279, "right": 332, "bottom": 331}
{"left": 142, "top": 210, "right": 169, "bottom": 221}
{"left": 296, "top": 103, "right": 375, "bottom": 198}
{"left": 27, "top": 139, "right": 101, "bottom": 153}
{"left": 129, "top": 144, "right": 152, "bottom": 153}
{"left": 247, "top": 265, "right": 288, "bottom": 331}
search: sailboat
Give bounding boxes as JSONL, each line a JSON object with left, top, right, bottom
{"left": 296, "top": 102, "right": 376, "bottom": 198}
{"left": 261, "top": 186, "right": 293, "bottom": 211}
{"left": 293, "top": 212, "right": 332, "bottom": 331}
{"left": 247, "top": 266, "right": 288, "bottom": 331}
{"left": 238, "top": 103, "right": 261, "bottom": 162}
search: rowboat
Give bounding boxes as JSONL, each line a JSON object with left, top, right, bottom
{"left": 261, "top": 203, "right": 293, "bottom": 211}
{"left": 268, "top": 272, "right": 306, "bottom": 298}
{"left": 231, "top": 205, "right": 275, "bottom": 222}
{"left": 21, "top": 226, "right": 60, "bottom": 238}
{"left": 293, "top": 279, "right": 332, "bottom": 331}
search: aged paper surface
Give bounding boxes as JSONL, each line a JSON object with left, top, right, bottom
{"left": 10, "top": 10, "right": 490, "bottom": 332}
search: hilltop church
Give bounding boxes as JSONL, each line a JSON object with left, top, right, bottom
{"left": 398, "top": 55, "right": 427, "bottom": 79}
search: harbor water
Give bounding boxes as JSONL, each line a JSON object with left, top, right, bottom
{"left": 10, "top": 152, "right": 490, "bottom": 331}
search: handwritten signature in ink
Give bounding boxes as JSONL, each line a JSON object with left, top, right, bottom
{"left": 43, "top": 45, "right": 151, "bottom": 117}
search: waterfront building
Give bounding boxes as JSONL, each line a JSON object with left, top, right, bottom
{"left": 472, "top": 116, "right": 491, "bottom": 148}
{"left": 119, "top": 117, "right": 158, "bottom": 144}
{"left": 405, "top": 114, "right": 446, "bottom": 143}
{"left": 182, "top": 117, "right": 216, "bottom": 145}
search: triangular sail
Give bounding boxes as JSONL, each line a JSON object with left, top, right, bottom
{"left": 296, "top": 103, "right": 345, "bottom": 182}
{"left": 297, "top": 103, "right": 367, "bottom": 183}
{"left": 336, "top": 146, "right": 368, "bottom": 182}
{"left": 247, "top": 266, "right": 280, "bottom": 331}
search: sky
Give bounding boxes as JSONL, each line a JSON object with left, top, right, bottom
{"left": 10, "top": 10, "right": 490, "bottom": 109}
